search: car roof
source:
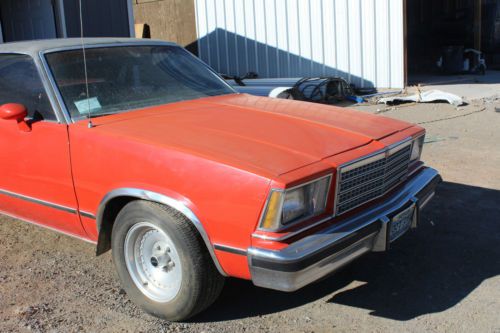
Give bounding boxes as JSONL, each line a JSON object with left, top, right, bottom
{"left": 0, "top": 38, "right": 177, "bottom": 58}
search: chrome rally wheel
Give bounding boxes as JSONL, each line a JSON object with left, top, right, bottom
{"left": 124, "top": 222, "right": 182, "bottom": 303}
{"left": 111, "top": 200, "right": 225, "bottom": 321}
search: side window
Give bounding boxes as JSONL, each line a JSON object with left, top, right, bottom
{"left": 0, "top": 54, "right": 56, "bottom": 121}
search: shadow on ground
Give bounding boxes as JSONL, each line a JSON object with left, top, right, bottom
{"left": 196, "top": 181, "right": 500, "bottom": 322}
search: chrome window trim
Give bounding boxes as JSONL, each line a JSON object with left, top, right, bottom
{"left": 256, "top": 174, "right": 333, "bottom": 233}
{"left": 333, "top": 137, "right": 413, "bottom": 217}
{"left": 38, "top": 42, "right": 237, "bottom": 124}
{"left": 38, "top": 50, "right": 72, "bottom": 124}
{"left": 96, "top": 188, "right": 227, "bottom": 276}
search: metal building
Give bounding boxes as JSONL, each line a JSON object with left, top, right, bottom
{"left": 1, "top": 0, "right": 492, "bottom": 89}
{"left": 194, "top": 0, "right": 405, "bottom": 88}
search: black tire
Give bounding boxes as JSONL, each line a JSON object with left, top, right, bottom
{"left": 111, "top": 200, "right": 225, "bottom": 321}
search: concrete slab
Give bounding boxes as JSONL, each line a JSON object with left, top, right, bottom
{"left": 408, "top": 70, "right": 500, "bottom": 102}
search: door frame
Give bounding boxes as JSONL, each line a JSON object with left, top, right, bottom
{"left": 54, "top": 0, "right": 68, "bottom": 39}
{"left": 126, "top": 0, "right": 135, "bottom": 37}
{"left": 0, "top": 19, "right": 3, "bottom": 43}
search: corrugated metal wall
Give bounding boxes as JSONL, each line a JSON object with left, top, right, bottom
{"left": 194, "top": 0, "right": 405, "bottom": 88}
{"left": 64, "top": 0, "right": 131, "bottom": 38}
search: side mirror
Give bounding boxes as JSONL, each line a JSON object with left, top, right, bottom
{"left": 0, "top": 103, "right": 30, "bottom": 132}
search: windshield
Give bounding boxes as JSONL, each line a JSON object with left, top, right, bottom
{"left": 45, "top": 45, "right": 235, "bottom": 119}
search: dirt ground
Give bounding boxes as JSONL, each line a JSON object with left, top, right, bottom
{"left": 1, "top": 98, "right": 499, "bottom": 333}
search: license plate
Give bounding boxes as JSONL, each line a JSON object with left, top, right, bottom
{"left": 389, "top": 204, "right": 416, "bottom": 242}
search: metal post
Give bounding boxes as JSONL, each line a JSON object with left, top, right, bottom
{"left": 474, "top": 0, "right": 482, "bottom": 51}
{"left": 403, "top": 0, "right": 408, "bottom": 87}
{"left": 54, "top": 0, "right": 68, "bottom": 38}
{"left": 127, "top": 0, "right": 136, "bottom": 37}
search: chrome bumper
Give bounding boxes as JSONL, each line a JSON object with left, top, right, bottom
{"left": 248, "top": 167, "right": 441, "bottom": 292}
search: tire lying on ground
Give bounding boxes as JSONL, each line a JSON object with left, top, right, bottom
{"left": 111, "top": 200, "right": 225, "bottom": 321}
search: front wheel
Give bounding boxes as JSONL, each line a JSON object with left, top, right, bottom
{"left": 111, "top": 200, "right": 225, "bottom": 321}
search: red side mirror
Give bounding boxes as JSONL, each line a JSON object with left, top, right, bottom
{"left": 0, "top": 103, "right": 27, "bottom": 120}
{"left": 0, "top": 103, "right": 30, "bottom": 132}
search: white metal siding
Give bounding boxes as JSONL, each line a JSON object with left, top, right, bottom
{"left": 195, "top": 0, "right": 405, "bottom": 88}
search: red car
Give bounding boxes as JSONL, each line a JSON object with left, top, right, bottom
{"left": 0, "top": 38, "right": 440, "bottom": 321}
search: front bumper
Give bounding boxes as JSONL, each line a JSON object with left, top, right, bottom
{"left": 248, "top": 167, "right": 441, "bottom": 292}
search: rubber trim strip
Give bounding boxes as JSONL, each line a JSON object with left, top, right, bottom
{"left": 79, "top": 211, "right": 96, "bottom": 219}
{"left": 0, "top": 189, "right": 77, "bottom": 214}
{"left": 214, "top": 244, "right": 247, "bottom": 256}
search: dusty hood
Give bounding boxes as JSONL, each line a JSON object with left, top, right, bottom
{"left": 88, "top": 94, "right": 413, "bottom": 176}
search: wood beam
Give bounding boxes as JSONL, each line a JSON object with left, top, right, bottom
{"left": 474, "top": 0, "right": 482, "bottom": 50}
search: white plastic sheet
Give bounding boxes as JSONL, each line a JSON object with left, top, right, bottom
{"left": 378, "top": 90, "right": 465, "bottom": 107}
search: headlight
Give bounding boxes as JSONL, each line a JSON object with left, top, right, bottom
{"left": 259, "top": 175, "right": 331, "bottom": 231}
{"left": 410, "top": 135, "right": 425, "bottom": 161}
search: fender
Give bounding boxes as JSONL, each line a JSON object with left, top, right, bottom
{"left": 95, "top": 188, "right": 227, "bottom": 276}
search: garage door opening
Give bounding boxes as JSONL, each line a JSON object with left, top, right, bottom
{"left": 406, "top": 0, "right": 500, "bottom": 85}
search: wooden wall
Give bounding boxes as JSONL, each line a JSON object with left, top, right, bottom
{"left": 132, "top": 0, "right": 197, "bottom": 48}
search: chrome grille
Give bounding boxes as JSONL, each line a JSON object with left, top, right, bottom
{"left": 336, "top": 141, "right": 412, "bottom": 215}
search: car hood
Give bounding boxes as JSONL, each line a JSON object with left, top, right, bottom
{"left": 88, "top": 94, "right": 413, "bottom": 176}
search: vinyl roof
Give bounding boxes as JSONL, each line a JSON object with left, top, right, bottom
{"left": 0, "top": 38, "right": 176, "bottom": 57}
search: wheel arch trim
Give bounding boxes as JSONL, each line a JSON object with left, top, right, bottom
{"left": 96, "top": 188, "right": 227, "bottom": 276}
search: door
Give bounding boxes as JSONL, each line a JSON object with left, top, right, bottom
{"left": 0, "top": 0, "right": 57, "bottom": 42}
{"left": 64, "top": 0, "right": 130, "bottom": 38}
{"left": 0, "top": 54, "right": 85, "bottom": 237}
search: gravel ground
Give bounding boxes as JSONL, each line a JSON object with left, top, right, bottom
{"left": 1, "top": 98, "right": 499, "bottom": 333}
